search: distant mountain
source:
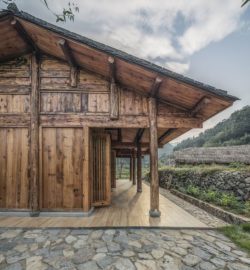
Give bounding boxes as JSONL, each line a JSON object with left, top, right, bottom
{"left": 158, "top": 143, "right": 174, "bottom": 158}
{"left": 174, "top": 105, "right": 250, "bottom": 151}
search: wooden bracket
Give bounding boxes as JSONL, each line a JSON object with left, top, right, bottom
{"left": 58, "top": 39, "right": 78, "bottom": 87}
{"left": 108, "top": 56, "right": 119, "bottom": 119}
{"left": 10, "top": 19, "right": 39, "bottom": 57}
{"left": 150, "top": 77, "right": 162, "bottom": 98}
{"left": 134, "top": 128, "right": 145, "bottom": 144}
{"left": 190, "top": 96, "right": 211, "bottom": 117}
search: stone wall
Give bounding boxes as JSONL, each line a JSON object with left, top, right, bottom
{"left": 145, "top": 169, "right": 250, "bottom": 201}
{"left": 173, "top": 145, "right": 250, "bottom": 164}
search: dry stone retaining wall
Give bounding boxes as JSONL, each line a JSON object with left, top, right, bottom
{"left": 173, "top": 145, "right": 250, "bottom": 164}
{"left": 149, "top": 169, "right": 250, "bottom": 201}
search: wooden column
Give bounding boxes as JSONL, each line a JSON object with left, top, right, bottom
{"left": 148, "top": 97, "right": 161, "bottom": 217}
{"left": 30, "top": 53, "right": 39, "bottom": 216}
{"left": 132, "top": 149, "right": 136, "bottom": 185}
{"left": 83, "top": 126, "right": 91, "bottom": 212}
{"left": 129, "top": 156, "right": 132, "bottom": 181}
{"left": 137, "top": 143, "right": 142, "bottom": 192}
{"left": 111, "top": 150, "right": 116, "bottom": 188}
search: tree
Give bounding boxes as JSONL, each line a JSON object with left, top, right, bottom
{"left": 242, "top": 0, "right": 250, "bottom": 7}
{"left": 1, "top": 0, "right": 79, "bottom": 22}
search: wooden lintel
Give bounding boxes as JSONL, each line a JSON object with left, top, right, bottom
{"left": 150, "top": 77, "right": 162, "bottom": 98}
{"left": 58, "top": 39, "right": 77, "bottom": 67}
{"left": 40, "top": 115, "right": 202, "bottom": 129}
{"left": 134, "top": 128, "right": 145, "bottom": 143}
{"left": 190, "top": 96, "right": 211, "bottom": 117}
{"left": 10, "top": 19, "right": 39, "bottom": 56}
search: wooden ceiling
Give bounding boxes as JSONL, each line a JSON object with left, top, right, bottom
{"left": 0, "top": 9, "right": 238, "bottom": 149}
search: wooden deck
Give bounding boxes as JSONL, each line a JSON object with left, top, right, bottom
{"left": 0, "top": 180, "right": 207, "bottom": 228}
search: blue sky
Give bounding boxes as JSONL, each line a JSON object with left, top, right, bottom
{"left": 1, "top": 0, "right": 249, "bottom": 143}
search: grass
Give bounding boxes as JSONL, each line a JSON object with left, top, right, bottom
{"left": 180, "top": 184, "right": 250, "bottom": 217}
{"left": 219, "top": 223, "right": 250, "bottom": 252}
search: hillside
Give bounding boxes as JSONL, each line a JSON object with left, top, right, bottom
{"left": 174, "top": 106, "right": 250, "bottom": 151}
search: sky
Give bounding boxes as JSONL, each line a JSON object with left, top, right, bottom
{"left": 1, "top": 0, "right": 249, "bottom": 143}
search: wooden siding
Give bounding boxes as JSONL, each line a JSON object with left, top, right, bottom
{"left": 41, "top": 128, "right": 83, "bottom": 210}
{"left": 0, "top": 128, "right": 29, "bottom": 209}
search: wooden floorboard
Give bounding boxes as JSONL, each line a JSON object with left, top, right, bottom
{"left": 0, "top": 180, "right": 208, "bottom": 228}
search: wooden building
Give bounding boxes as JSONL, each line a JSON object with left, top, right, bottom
{"left": 0, "top": 7, "right": 238, "bottom": 217}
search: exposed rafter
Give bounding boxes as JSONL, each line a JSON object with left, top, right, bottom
{"left": 190, "top": 96, "right": 211, "bottom": 117}
{"left": 158, "top": 96, "right": 210, "bottom": 144}
{"left": 58, "top": 39, "right": 77, "bottom": 67}
{"left": 134, "top": 128, "right": 145, "bottom": 144}
{"left": 158, "top": 129, "right": 176, "bottom": 144}
{"left": 10, "top": 19, "right": 39, "bottom": 55}
{"left": 150, "top": 77, "right": 162, "bottom": 98}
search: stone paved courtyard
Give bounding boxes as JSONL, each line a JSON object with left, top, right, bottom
{"left": 0, "top": 228, "right": 249, "bottom": 270}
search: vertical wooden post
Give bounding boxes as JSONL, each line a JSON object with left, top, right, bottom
{"left": 137, "top": 143, "right": 142, "bottom": 192}
{"left": 111, "top": 150, "right": 116, "bottom": 188}
{"left": 30, "top": 53, "right": 39, "bottom": 216}
{"left": 83, "top": 126, "right": 91, "bottom": 212}
{"left": 70, "top": 66, "right": 77, "bottom": 87}
{"left": 148, "top": 97, "right": 161, "bottom": 217}
{"left": 132, "top": 149, "right": 136, "bottom": 185}
{"left": 129, "top": 156, "right": 132, "bottom": 181}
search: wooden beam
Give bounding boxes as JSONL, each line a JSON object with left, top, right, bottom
{"left": 58, "top": 39, "right": 78, "bottom": 87}
{"left": 158, "top": 128, "right": 176, "bottom": 144}
{"left": 10, "top": 19, "right": 39, "bottom": 56}
{"left": 83, "top": 126, "right": 91, "bottom": 212}
{"left": 29, "top": 53, "right": 39, "bottom": 216}
{"left": 132, "top": 149, "right": 136, "bottom": 185}
{"left": 108, "top": 57, "right": 119, "bottom": 119}
{"left": 134, "top": 128, "right": 145, "bottom": 143}
{"left": 149, "top": 97, "right": 160, "bottom": 217}
{"left": 158, "top": 97, "right": 209, "bottom": 144}
{"left": 190, "top": 96, "right": 211, "bottom": 117}
{"left": 137, "top": 143, "right": 142, "bottom": 192}
{"left": 58, "top": 39, "right": 77, "bottom": 67}
{"left": 130, "top": 156, "right": 132, "bottom": 181}
{"left": 40, "top": 115, "right": 202, "bottom": 129}
{"left": 117, "top": 128, "right": 122, "bottom": 142}
{"left": 150, "top": 77, "right": 162, "bottom": 98}
{"left": 111, "top": 150, "right": 116, "bottom": 188}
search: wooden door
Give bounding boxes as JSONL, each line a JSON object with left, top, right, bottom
{"left": 0, "top": 128, "right": 29, "bottom": 209}
{"left": 41, "top": 127, "right": 83, "bottom": 210}
{"left": 92, "top": 133, "right": 111, "bottom": 206}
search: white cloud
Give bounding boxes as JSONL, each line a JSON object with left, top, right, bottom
{"left": 2, "top": 0, "right": 244, "bottom": 75}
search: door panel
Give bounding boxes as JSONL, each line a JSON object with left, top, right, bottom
{"left": 41, "top": 128, "right": 83, "bottom": 210}
{"left": 0, "top": 128, "right": 29, "bottom": 209}
{"left": 92, "top": 132, "right": 111, "bottom": 206}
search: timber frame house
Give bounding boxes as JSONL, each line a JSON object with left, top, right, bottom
{"left": 0, "top": 7, "right": 238, "bottom": 217}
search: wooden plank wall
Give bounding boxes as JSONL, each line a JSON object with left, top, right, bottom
{"left": 0, "top": 56, "right": 30, "bottom": 209}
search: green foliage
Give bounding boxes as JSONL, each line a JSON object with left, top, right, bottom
{"left": 219, "top": 224, "right": 250, "bottom": 252}
{"left": 174, "top": 106, "right": 250, "bottom": 151}
{"left": 181, "top": 183, "right": 250, "bottom": 217}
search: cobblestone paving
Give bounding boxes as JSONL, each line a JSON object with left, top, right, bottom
{"left": 0, "top": 228, "right": 249, "bottom": 270}
{"left": 157, "top": 185, "right": 228, "bottom": 227}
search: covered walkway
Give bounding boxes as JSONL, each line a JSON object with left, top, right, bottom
{"left": 0, "top": 180, "right": 207, "bottom": 228}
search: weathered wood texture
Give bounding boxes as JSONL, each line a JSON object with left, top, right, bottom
{"left": 149, "top": 98, "right": 160, "bottom": 216}
{"left": 0, "top": 128, "right": 29, "bottom": 209}
{"left": 111, "top": 150, "right": 116, "bottom": 188}
{"left": 92, "top": 132, "right": 111, "bottom": 206}
{"left": 137, "top": 143, "right": 142, "bottom": 192}
{"left": 41, "top": 128, "right": 83, "bottom": 210}
{"left": 30, "top": 53, "right": 39, "bottom": 213}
